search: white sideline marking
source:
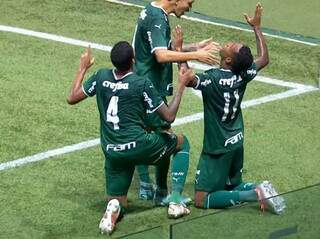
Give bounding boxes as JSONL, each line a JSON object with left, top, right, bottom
{"left": 0, "top": 25, "right": 318, "bottom": 171}
{"left": 0, "top": 139, "right": 100, "bottom": 171}
{"left": 0, "top": 25, "right": 112, "bottom": 52}
{"left": 1, "top": 25, "right": 316, "bottom": 91}
{"left": 1, "top": 87, "right": 317, "bottom": 172}
{"left": 106, "top": 0, "right": 318, "bottom": 46}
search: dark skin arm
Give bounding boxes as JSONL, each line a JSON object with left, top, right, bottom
{"left": 172, "top": 25, "right": 198, "bottom": 88}
{"left": 67, "top": 46, "right": 95, "bottom": 105}
{"left": 244, "top": 2, "right": 269, "bottom": 71}
{"left": 175, "top": 3, "right": 270, "bottom": 90}
{"left": 156, "top": 67, "right": 194, "bottom": 123}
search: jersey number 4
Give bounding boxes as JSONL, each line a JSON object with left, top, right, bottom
{"left": 106, "top": 96, "right": 120, "bottom": 130}
{"left": 222, "top": 90, "right": 240, "bottom": 122}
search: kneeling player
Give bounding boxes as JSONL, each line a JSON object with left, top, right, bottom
{"left": 178, "top": 3, "right": 286, "bottom": 214}
{"left": 67, "top": 41, "right": 193, "bottom": 235}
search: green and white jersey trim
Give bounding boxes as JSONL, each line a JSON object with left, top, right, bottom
{"left": 146, "top": 101, "right": 164, "bottom": 113}
{"left": 112, "top": 69, "right": 134, "bottom": 80}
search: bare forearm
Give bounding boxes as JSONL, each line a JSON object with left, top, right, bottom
{"left": 156, "top": 49, "right": 199, "bottom": 63}
{"left": 253, "top": 26, "right": 269, "bottom": 70}
{"left": 67, "top": 67, "right": 87, "bottom": 104}
{"left": 182, "top": 43, "right": 198, "bottom": 52}
{"left": 165, "top": 84, "right": 185, "bottom": 122}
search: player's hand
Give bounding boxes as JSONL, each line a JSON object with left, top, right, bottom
{"left": 197, "top": 38, "right": 221, "bottom": 52}
{"left": 79, "top": 46, "right": 95, "bottom": 71}
{"left": 244, "top": 2, "right": 263, "bottom": 27}
{"left": 172, "top": 25, "right": 183, "bottom": 52}
{"left": 178, "top": 67, "right": 194, "bottom": 87}
{"left": 196, "top": 49, "right": 220, "bottom": 66}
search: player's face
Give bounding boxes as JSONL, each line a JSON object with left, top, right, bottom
{"left": 174, "top": 0, "right": 194, "bottom": 18}
{"left": 220, "top": 42, "right": 243, "bottom": 59}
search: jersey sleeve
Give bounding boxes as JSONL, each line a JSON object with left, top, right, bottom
{"left": 143, "top": 79, "right": 164, "bottom": 113}
{"left": 82, "top": 71, "right": 99, "bottom": 97}
{"left": 148, "top": 17, "right": 168, "bottom": 53}
{"left": 240, "top": 63, "right": 257, "bottom": 83}
{"left": 193, "top": 70, "right": 215, "bottom": 92}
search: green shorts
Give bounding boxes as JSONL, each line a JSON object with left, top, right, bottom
{"left": 195, "top": 146, "right": 244, "bottom": 192}
{"left": 103, "top": 132, "right": 177, "bottom": 196}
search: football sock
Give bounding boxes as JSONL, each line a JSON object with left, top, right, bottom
{"left": 233, "top": 182, "right": 256, "bottom": 191}
{"left": 155, "top": 157, "right": 170, "bottom": 191}
{"left": 118, "top": 203, "right": 125, "bottom": 220}
{"left": 238, "top": 190, "right": 258, "bottom": 202}
{"left": 136, "top": 165, "right": 151, "bottom": 184}
{"left": 204, "top": 190, "right": 258, "bottom": 209}
{"left": 171, "top": 136, "right": 190, "bottom": 194}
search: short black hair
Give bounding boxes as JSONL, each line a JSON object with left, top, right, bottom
{"left": 231, "top": 45, "right": 253, "bottom": 74}
{"left": 110, "top": 41, "right": 134, "bottom": 71}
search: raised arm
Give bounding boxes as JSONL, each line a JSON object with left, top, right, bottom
{"left": 156, "top": 67, "right": 194, "bottom": 123}
{"left": 154, "top": 48, "right": 220, "bottom": 65}
{"left": 244, "top": 3, "right": 269, "bottom": 71}
{"left": 155, "top": 26, "right": 220, "bottom": 65}
{"left": 67, "top": 47, "right": 95, "bottom": 105}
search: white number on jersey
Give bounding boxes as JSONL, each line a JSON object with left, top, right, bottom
{"left": 222, "top": 90, "right": 240, "bottom": 122}
{"left": 106, "top": 96, "right": 120, "bottom": 130}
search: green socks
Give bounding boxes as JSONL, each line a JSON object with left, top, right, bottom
{"left": 136, "top": 165, "right": 151, "bottom": 184}
{"left": 204, "top": 189, "right": 258, "bottom": 209}
{"left": 233, "top": 182, "right": 256, "bottom": 191}
{"left": 171, "top": 136, "right": 190, "bottom": 194}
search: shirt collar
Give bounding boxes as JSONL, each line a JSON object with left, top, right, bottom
{"left": 112, "top": 69, "right": 133, "bottom": 80}
{"left": 151, "top": 1, "right": 169, "bottom": 15}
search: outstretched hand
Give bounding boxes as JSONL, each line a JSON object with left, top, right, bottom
{"left": 198, "top": 38, "right": 221, "bottom": 52}
{"left": 79, "top": 46, "right": 95, "bottom": 71}
{"left": 172, "top": 25, "right": 183, "bottom": 52}
{"left": 244, "top": 2, "right": 263, "bottom": 27}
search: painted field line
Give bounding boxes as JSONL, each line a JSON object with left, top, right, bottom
{"left": 1, "top": 86, "right": 317, "bottom": 172}
{"left": 106, "top": 0, "right": 318, "bottom": 46}
{"left": 1, "top": 25, "right": 316, "bottom": 91}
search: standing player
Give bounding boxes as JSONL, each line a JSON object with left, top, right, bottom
{"left": 178, "top": 3, "right": 286, "bottom": 214}
{"left": 132, "top": 0, "right": 220, "bottom": 202}
{"left": 67, "top": 41, "right": 193, "bottom": 235}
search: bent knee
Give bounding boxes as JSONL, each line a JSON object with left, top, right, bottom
{"left": 176, "top": 134, "right": 189, "bottom": 151}
{"left": 194, "top": 191, "right": 208, "bottom": 208}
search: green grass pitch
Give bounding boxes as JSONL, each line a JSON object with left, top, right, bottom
{"left": 0, "top": 0, "right": 319, "bottom": 238}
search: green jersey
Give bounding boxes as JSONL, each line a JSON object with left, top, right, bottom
{"left": 82, "top": 69, "right": 164, "bottom": 158}
{"left": 132, "top": 2, "right": 173, "bottom": 97}
{"left": 194, "top": 64, "right": 257, "bottom": 154}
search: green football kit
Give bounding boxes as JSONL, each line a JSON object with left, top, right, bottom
{"left": 133, "top": 2, "right": 173, "bottom": 129}
{"left": 194, "top": 64, "right": 258, "bottom": 192}
{"left": 82, "top": 69, "right": 177, "bottom": 196}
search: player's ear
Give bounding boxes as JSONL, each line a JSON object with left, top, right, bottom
{"left": 225, "top": 56, "right": 232, "bottom": 65}
{"left": 132, "top": 58, "right": 135, "bottom": 64}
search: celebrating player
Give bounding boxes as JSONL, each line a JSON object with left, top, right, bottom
{"left": 176, "top": 3, "right": 286, "bottom": 214}
{"left": 132, "top": 0, "right": 220, "bottom": 203}
{"left": 67, "top": 41, "right": 193, "bottom": 235}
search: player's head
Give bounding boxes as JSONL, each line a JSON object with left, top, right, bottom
{"left": 220, "top": 42, "right": 253, "bottom": 74}
{"left": 110, "top": 41, "right": 134, "bottom": 71}
{"left": 171, "top": 0, "right": 194, "bottom": 17}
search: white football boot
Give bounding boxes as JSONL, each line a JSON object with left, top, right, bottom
{"left": 99, "top": 199, "right": 121, "bottom": 235}
{"left": 168, "top": 202, "right": 190, "bottom": 219}
{"left": 255, "top": 181, "right": 286, "bottom": 215}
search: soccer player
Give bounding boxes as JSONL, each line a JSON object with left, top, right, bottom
{"left": 67, "top": 41, "right": 193, "bottom": 234}
{"left": 177, "top": 3, "right": 286, "bottom": 214}
{"left": 132, "top": 0, "right": 220, "bottom": 201}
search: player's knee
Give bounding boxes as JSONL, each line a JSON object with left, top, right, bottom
{"left": 194, "top": 191, "right": 208, "bottom": 209}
